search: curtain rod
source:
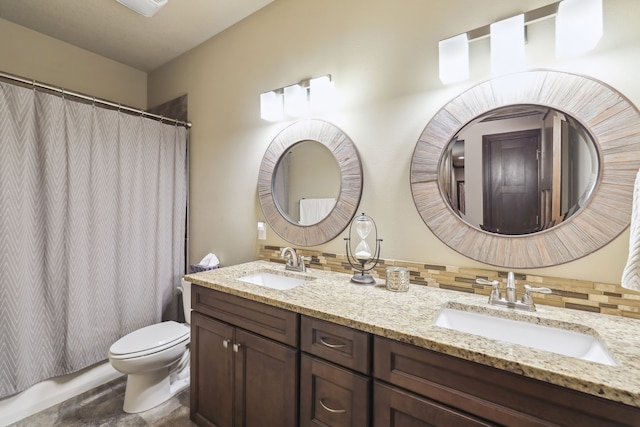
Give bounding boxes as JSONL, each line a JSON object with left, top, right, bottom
{"left": 0, "top": 71, "right": 191, "bottom": 129}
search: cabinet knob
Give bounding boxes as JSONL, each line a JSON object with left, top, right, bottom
{"left": 319, "top": 399, "right": 346, "bottom": 414}
{"left": 233, "top": 343, "right": 242, "bottom": 353}
{"left": 222, "top": 339, "right": 230, "bottom": 348}
{"left": 319, "top": 336, "right": 347, "bottom": 349}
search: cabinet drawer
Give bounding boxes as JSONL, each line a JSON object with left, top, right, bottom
{"left": 300, "top": 354, "right": 370, "bottom": 427}
{"left": 373, "top": 336, "right": 640, "bottom": 427}
{"left": 301, "top": 316, "right": 370, "bottom": 374}
{"left": 373, "top": 381, "right": 495, "bottom": 427}
{"left": 192, "top": 285, "right": 299, "bottom": 346}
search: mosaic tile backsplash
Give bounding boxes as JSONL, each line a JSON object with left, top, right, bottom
{"left": 259, "top": 245, "right": 640, "bottom": 320}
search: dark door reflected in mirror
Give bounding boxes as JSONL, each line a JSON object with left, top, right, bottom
{"left": 440, "top": 105, "right": 599, "bottom": 235}
{"left": 273, "top": 140, "right": 341, "bottom": 226}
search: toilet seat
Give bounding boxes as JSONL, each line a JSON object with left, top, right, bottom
{"left": 109, "top": 321, "right": 190, "bottom": 360}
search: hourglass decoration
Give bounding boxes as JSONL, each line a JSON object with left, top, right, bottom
{"left": 345, "top": 213, "right": 382, "bottom": 284}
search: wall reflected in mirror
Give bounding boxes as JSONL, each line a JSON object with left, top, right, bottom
{"left": 273, "top": 140, "right": 340, "bottom": 225}
{"left": 440, "top": 104, "right": 599, "bottom": 235}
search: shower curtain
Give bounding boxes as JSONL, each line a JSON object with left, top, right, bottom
{"left": 0, "top": 81, "right": 187, "bottom": 398}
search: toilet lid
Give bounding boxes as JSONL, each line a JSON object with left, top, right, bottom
{"left": 109, "top": 321, "right": 190, "bottom": 356}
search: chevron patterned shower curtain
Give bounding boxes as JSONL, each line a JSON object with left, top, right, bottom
{"left": 0, "top": 82, "right": 187, "bottom": 398}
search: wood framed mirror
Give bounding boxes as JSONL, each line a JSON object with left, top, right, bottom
{"left": 259, "top": 119, "right": 363, "bottom": 246}
{"left": 410, "top": 70, "right": 640, "bottom": 268}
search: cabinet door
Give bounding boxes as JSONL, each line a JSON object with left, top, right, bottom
{"left": 373, "top": 382, "right": 496, "bottom": 427}
{"left": 191, "top": 312, "right": 235, "bottom": 427}
{"left": 234, "top": 328, "right": 299, "bottom": 427}
{"left": 300, "top": 354, "right": 370, "bottom": 427}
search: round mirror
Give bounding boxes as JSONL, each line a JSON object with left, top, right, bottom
{"left": 440, "top": 104, "right": 600, "bottom": 235}
{"left": 259, "top": 119, "right": 363, "bottom": 247}
{"left": 272, "top": 140, "right": 341, "bottom": 225}
{"left": 410, "top": 70, "right": 640, "bottom": 268}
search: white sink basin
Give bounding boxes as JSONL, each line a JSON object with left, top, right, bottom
{"left": 237, "top": 270, "right": 312, "bottom": 290}
{"left": 435, "top": 307, "right": 617, "bottom": 366}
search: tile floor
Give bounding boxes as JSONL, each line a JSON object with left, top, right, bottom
{"left": 8, "top": 376, "right": 196, "bottom": 426}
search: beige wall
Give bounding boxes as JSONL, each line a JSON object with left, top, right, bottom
{"left": 0, "top": 18, "right": 147, "bottom": 109}
{"left": 148, "top": 0, "right": 640, "bottom": 284}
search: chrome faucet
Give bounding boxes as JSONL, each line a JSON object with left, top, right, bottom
{"left": 476, "top": 272, "right": 552, "bottom": 312}
{"left": 279, "top": 247, "right": 311, "bottom": 272}
{"left": 505, "top": 271, "right": 517, "bottom": 303}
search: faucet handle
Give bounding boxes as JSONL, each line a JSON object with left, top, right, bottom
{"left": 476, "top": 278, "right": 501, "bottom": 302}
{"left": 522, "top": 284, "right": 552, "bottom": 305}
{"left": 299, "top": 255, "right": 312, "bottom": 271}
{"left": 475, "top": 278, "right": 499, "bottom": 286}
{"left": 523, "top": 284, "right": 552, "bottom": 293}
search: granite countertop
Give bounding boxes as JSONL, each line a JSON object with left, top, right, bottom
{"left": 184, "top": 260, "right": 640, "bottom": 408}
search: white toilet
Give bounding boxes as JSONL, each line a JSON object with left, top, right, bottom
{"left": 108, "top": 280, "right": 192, "bottom": 413}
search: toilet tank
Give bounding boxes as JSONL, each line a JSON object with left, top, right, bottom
{"left": 180, "top": 279, "right": 192, "bottom": 324}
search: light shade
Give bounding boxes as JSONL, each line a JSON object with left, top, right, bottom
{"left": 490, "top": 14, "right": 525, "bottom": 75}
{"left": 309, "top": 75, "right": 336, "bottom": 113}
{"left": 260, "top": 91, "right": 283, "bottom": 122}
{"left": 556, "top": 0, "right": 603, "bottom": 58}
{"left": 438, "top": 34, "right": 469, "bottom": 84}
{"left": 283, "top": 84, "right": 309, "bottom": 118}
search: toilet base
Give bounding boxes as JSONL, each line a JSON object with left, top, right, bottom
{"left": 122, "top": 364, "right": 190, "bottom": 413}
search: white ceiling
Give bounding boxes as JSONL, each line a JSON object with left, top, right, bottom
{"left": 0, "top": 0, "right": 274, "bottom": 72}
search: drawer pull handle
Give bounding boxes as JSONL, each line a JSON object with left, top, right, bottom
{"left": 319, "top": 336, "right": 347, "bottom": 349}
{"left": 222, "top": 339, "right": 230, "bottom": 348}
{"left": 319, "top": 399, "right": 346, "bottom": 414}
{"left": 233, "top": 343, "right": 242, "bottom": 353}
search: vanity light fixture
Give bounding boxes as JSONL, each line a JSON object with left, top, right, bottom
{"left": 490, "top": 14, "right": 525, "bottom": 75}
{"left": 556, "top": 0, "right": 603, "bottom": 57}
{"left": 260, "top": 75, "right": 335, "bottom": 121}
{"left": 437, "top": 0, "right": 603, "bottom": 85}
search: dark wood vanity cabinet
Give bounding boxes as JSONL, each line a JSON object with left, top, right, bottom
{"left": 190, "top": 285, "right": 640, "bottom": 427}
{"left": 190, "top": 286, "right": 299, "bottom": 427}
{"left": 300, "top": 316, "right": 371, "bottom": 427}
